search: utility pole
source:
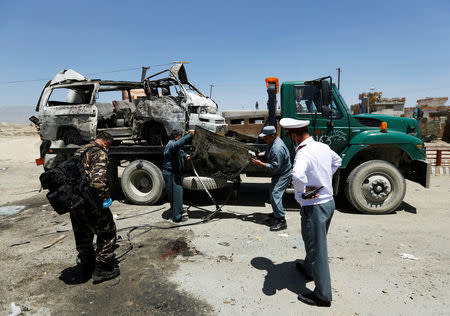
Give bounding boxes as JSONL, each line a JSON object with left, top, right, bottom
{"left": 209, "top": 84, "right": 215, "bottom": 98}
{"left": 141, "top": 66, "right": 150, "bottom": 82}
{"left": 336, "top": 67, "right": 341, "bottom": 90}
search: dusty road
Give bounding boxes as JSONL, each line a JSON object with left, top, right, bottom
{"left": 0, "top": 129, "right": 449, "bottom": 316}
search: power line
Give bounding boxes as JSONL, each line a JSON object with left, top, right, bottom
{"left": 0, "top": 63, "right": 174, "bottom": 85}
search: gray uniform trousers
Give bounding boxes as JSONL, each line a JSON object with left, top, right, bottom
{"left": 269, "top": 172, "right": 292, "bottom": 219}
{"left": 163, "top": 171, "right": 184, "bottom": 221}
{"left": 301, "top": 199, "right": 335, "bottom": 302}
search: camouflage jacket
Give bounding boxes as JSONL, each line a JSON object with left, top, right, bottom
{"left": 74, "top": 141, "right": 110, "bottom": 200}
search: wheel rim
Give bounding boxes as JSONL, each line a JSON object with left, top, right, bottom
{"left": 361, "top": 173, "right": 392, "bottom": 204}
{"left": 129, "top": 170, "right": 153, "bottom": 197}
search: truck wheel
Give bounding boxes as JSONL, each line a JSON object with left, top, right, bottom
{"left": 344, "top": 160, "right": 406, "bottom": 214}
{"left": 182, "top": 176, "right": 228, "bottom": 190}
{"left": 121, "top": 160, "right": 164, "bottom": 205}
{"left": 62, "top": 129, "right": 84, "bottom": 145}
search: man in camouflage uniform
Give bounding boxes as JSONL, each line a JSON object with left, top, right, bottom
{"left": 72, "top": 131, "right": 119, "bottom": 283}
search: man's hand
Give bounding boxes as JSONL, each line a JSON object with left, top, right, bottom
{"left": 186, "top": 154, "right": 191, "bottom": 160}
{"left": 189, "top": 130, "right": 195, "bottom": 137}
{"left": 251, "top": 158, "right": 266, "bottom": 168}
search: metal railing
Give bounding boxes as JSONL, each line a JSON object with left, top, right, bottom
{"left": 426, "top": 147, "right": 450, "bottom": 166}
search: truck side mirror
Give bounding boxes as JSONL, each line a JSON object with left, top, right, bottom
{"left": 321, "top": 80, "right": 331, "bottom": 106}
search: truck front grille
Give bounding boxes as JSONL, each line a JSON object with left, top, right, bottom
{"left": 355, "top": 117, "right": 381, "bottom": 127}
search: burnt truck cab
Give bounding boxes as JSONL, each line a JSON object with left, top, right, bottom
{"left": 36, "top": 65, "right": 227, "bottom": 146}
{"left": 135, "top": 63, "right": 227, "bottom": 145}
{"left": 280, "top": 78, "right": 429, "bottom": 214}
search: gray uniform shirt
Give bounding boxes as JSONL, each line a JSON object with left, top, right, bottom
{"left": 265, "top": 137, "right": 292, "bottom": 176}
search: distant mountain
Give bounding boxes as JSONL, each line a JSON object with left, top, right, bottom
{"left": 0, "top": 106, "right": 35, "bottom": 124}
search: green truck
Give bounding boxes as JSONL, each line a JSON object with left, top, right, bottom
{"left": 46, "top": 76, "right": 430, "bottom": 215}
{"left": 275, "top": 76, "right": 429, "bottom": 214}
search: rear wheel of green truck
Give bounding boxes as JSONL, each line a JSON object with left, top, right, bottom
{"left": 344, "top": 160, "right": 406, "bottom": 214}
{"left": 121, "top": 160, "right": 165, "bottom": 205}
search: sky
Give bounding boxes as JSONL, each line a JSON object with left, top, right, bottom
{"left": 0, "top": 0, "right": 449, "bottom": 121}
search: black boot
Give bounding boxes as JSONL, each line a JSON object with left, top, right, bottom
{"left": 77, "top": 253, "right": 95, "bottom": 279}
{"left": 92, "top": 260, "right": 120, "bottom": 284}
{"left": 270, "top": 217, "right": 287, "bottom": 231}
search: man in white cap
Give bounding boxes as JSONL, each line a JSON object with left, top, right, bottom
{"left": 251, "top": 125, "right": 292, "bottom": 231}
{"left": 279, "top": 118, "right": 341, "bottom": 307}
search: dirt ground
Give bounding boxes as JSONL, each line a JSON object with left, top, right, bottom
{"left": 0, "top": 127, "right": 449, "bottom": 316}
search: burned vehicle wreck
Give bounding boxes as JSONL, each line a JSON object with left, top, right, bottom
{"left": 36, "top": 69, "right": 142, "bottom": 145}
{"left": 36, "top": 64, "right": 227, "bottom": 145}
{"left": 135, "top": 63, "right": 228, "bottom": 145}
{"left": 182, "top": 126, "right": 262, "bottom": 191}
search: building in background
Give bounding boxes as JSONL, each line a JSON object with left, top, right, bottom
{"left": 403, "top": 97, "right": 449, "bottom": 141}
{"left": 404, "top": 97, "right": 449, "bottom": 119}
{"left": 122, "top": 89, "right": 146, "bottom": 101}
{"left": 350, "top": 91, "right": 405, "bottom": 117}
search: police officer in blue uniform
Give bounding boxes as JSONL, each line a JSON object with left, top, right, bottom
{"left": 163, "top": 129, "right": 195, "bottom": 222}
{"left": 251, "top": 125, "right": 292, "bottom": 231}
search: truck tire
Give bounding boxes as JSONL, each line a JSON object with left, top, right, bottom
{"left": 121, "top": 160, "right": 164, "bottom": 205}
{"left": 182, "top": 176, "right": 228, "bottom": 190}
{"left": 344, "top": 160, "right": 406, "bottom": 214}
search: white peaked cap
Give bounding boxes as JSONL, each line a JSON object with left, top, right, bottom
{"left": 279, "top": 118, "right": 310, "bottom": 130}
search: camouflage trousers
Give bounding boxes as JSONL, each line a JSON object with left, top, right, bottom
{"left": 70, "top": 206, "right": 117, "bottom": 264}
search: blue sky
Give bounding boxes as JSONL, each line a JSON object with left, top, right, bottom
{"left": 0, "top": 0, "right": 449, "bottom": 115}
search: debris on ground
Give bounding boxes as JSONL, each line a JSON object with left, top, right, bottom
{"left": 43, "top": 234, "right": 66, "bottom": 249}
{"left": 400, "top": 253, "right": 419, "bottom": 260}
{"left": 0, "top": 205, "right": 25, "bottom": 216}
{"left": 223, "top": 298, "right": 236, "bottom": 305}
{"left": 9, "top": 240, "right": 30, "bottom": 247}
{"left": 9, "top": 302, "right": 21, "bottom": 316}
{"left": 218, "top": 242, "right": 230, "bottom": 247}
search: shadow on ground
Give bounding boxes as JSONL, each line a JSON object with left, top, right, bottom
{"left": 59, "top": 264, "right": 91, "bottom": 285}
{"left": 335, "top": 195, "right": 418, "bottom": 215}
{"left": 250, "top": 257, "right": 309, "bottom": 297}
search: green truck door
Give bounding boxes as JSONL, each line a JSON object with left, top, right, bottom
{"left": 288, "top": 84, "right": 349, "bottom": 153}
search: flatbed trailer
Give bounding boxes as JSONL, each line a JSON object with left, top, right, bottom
{"left": 49, "top": 140, "right": 268, "bottom": 206}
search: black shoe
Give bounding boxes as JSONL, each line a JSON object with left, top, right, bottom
{"left": 297, "top": 292, "right": 331, "bottom": 307}
{"left": 173, "top": 216, "right": 188, "bottom": 223}
{"left": 295, "top": 261, "right": 313, "bottom": 282}
{"left": 267, "top": 213, "right": 275, "bottom": 218}
{"left": 92, "top": 261, "right": 120, "bottom": 284}
{"left": 270, "top": 218, "right": 287, "bottom": 231}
